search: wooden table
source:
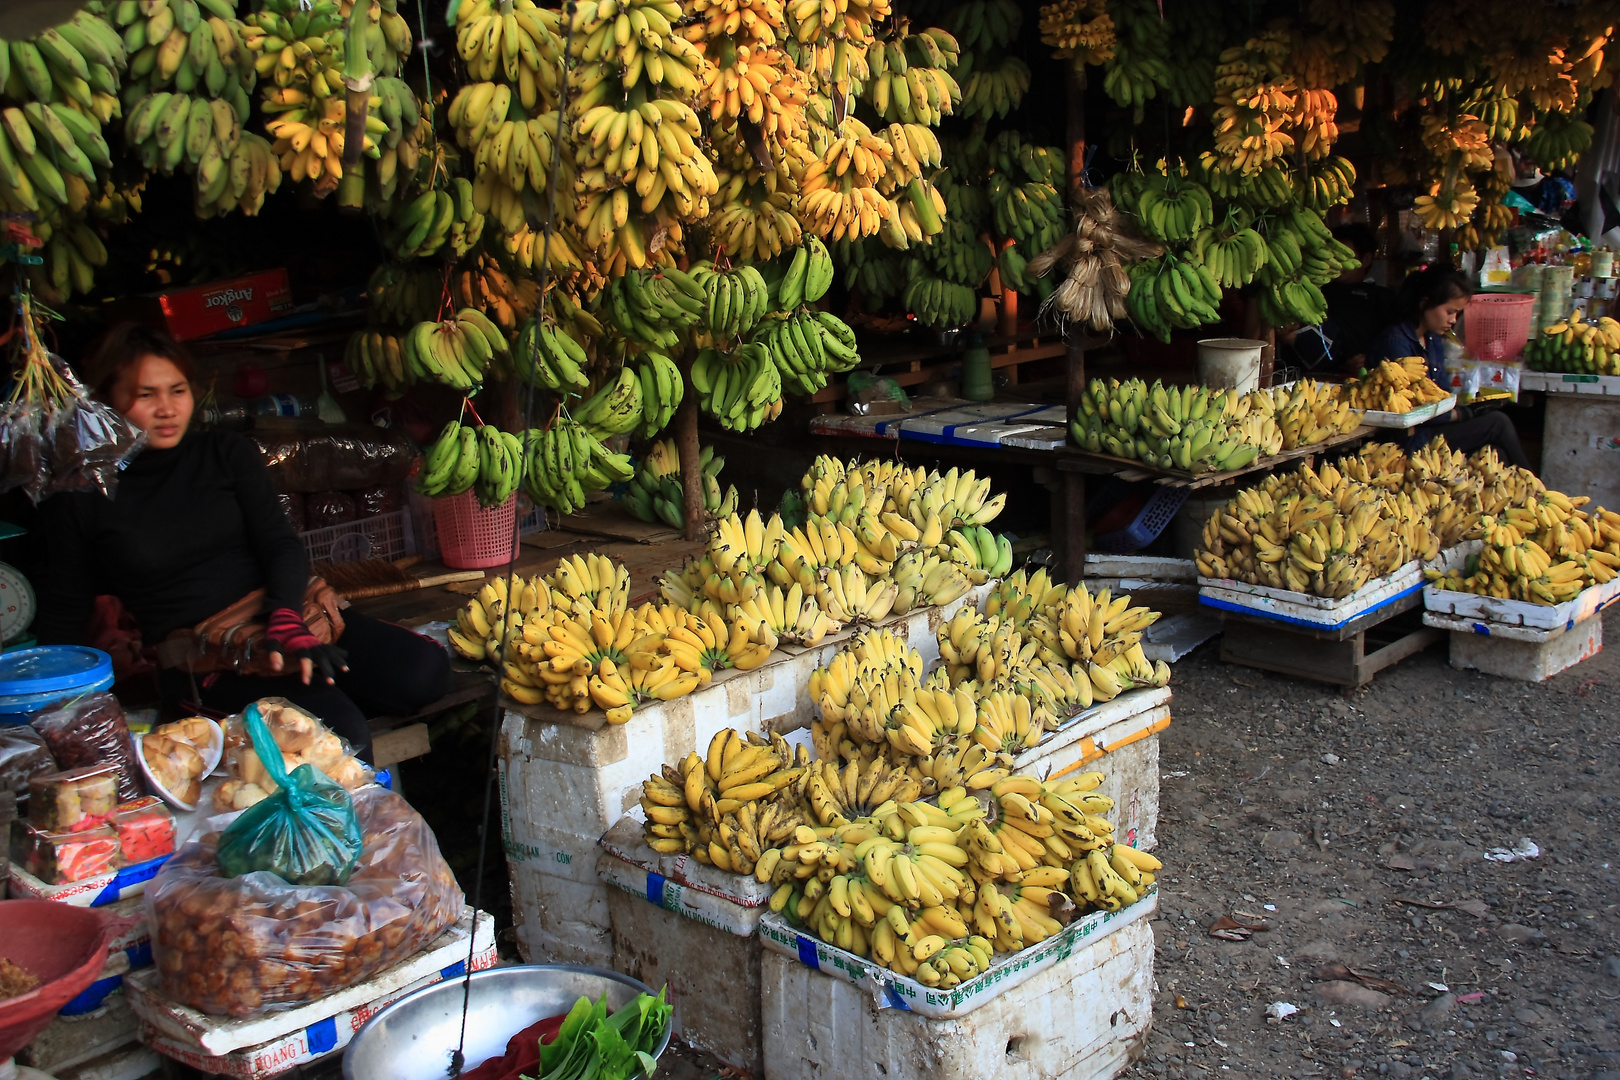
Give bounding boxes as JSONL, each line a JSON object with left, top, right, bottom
{"left": 1055, "top": 425, "right": 1378, "bottom": 491}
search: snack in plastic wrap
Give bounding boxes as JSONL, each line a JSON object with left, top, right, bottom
{"left": 141, "top": 717, "right": 216, "bottom": 807}
{"left": 111, "top": 796, "right": 177, "bottom": 864}
{"left": 13, "top": 822, "right": 120, "bottom": 883}
{"left": 216, "top": 703, "right": 362, "bottom": 887}
{"left": 27, "top": 764, "right": 120, "bottom": 831}
{"left": 304, "top": 490, "right": 357, "bottom": 530}
{"left": 277, "top": 491, "right": 306, "bottom": 533}
{"left": 249, "top": 426, "right": 416, "bottom": 494}
{"left": 214, "top": 698, "right": 370, "bottom": 813}
{"left": 147, "top": 785, "right": 464, "bottom": 1017}
{"left": 31, "top": 692, "right": 145, "bottom": 801}
{"left": 0, "top": 726, "right": 56, "bottom": 795}
{"left": 352, "top": 484, "right": 404, "bottom": 517}
{"left": 42, "top": 394, "right": 147, "bottom": 499}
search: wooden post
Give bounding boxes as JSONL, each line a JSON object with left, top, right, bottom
{"left": 675, "top": 365, "right": 703, "bottom": 541}
{"left": 1061, "top": 64, "right": 1089, "bottom": 586}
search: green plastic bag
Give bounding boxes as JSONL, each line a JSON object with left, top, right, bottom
{"left": 216, "top": 703, "right": 362, "bottom": 886}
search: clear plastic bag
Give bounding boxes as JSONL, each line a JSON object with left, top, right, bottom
{"left": 214, "top": 697, "right": 371, "bottom": 812}
{"left": 6, "top": 404, "right": 48, "bottom": 500}
{"left": 305, "top": 490, "right": 357, "bottom": 529}
{"left": 216, "top": 703, "right": 362, "bottom": 887}
{"left": 0, "top": 726, "right": 56, "bottom": 795}
{"left": 31, "top": 692, "right": 145, "bottom": 802}
{"left": 147, "top": 784, "right": 464, "bottom": 1017}
{"left": 42, "top": 393, "right": 146, "bottom": 498}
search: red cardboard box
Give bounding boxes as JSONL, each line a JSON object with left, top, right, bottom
{"left": 125, "top": 270, "right": 294, "bottom": 341}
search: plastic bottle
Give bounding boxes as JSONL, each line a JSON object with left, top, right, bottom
{"left": 249, "top": 393, "right": 321, "bottom": 419}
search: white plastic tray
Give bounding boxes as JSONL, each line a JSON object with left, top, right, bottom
{"left": 1519, "top": 371, "right": 1620, "bottom": 396}
{"left": 757, "top": 889, "right": 1156, "bottom": 1019}
{"left": 1422, "top": 543, "right": 1620, "bottom": 631}
{"left": 1360, "top": 394, "right": 1456, "bottom": 428}
{"left": 1198, "top": 559, "right": 1423, "bottom": 629}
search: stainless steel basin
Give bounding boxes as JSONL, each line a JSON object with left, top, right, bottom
{"left": 343, "top": 965, "right": 670, "bottom": 1080}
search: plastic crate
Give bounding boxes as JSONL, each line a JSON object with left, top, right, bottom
{"left": 1096, "top": 486, "right": 1188, "bottom": 554}
{"left": 299, "top": 508, "right": 414, "bottom": 565}
{"left": 1464, "top": 293, "right": 1534, "bottom": 364}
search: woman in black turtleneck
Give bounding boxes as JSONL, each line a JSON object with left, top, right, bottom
{"left": 33, "top": 324, "right": 451, "bottom": 762}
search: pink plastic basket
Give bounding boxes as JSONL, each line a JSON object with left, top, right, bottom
{"left": 431, "top": 491, "right": 519, "bottom": 569}
{"left": 1464, "top": 293, "right": 1534, "bottom": 364}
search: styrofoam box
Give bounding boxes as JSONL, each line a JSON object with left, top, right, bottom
{"left": 8, "top": 854, "right": 170, "bottom": 908}
{"left": 761, "top": 917, "right": 1152, "bottom": 1080}
{"left": 761, "top": 883, "right": 1153, "bottom": 1014}
{"left": 498, "top": 586, "right": 991, "bottom": 965}
{"left": 1083, "top": 554, "right": 1197, "bottom": 582}
{"left": 1519, "top": 371, "right": 1620, "bottom": 395}
{"left": 598, "top": 813, "right": 772, "bottom": 908}
{"left": 1431, "top": 611, "right": 1602, "bottom": 681}
{"left": 1199, "top": 559, "right": 1423, "bottom": 629}
{"left": 1423, "top": 541, "right": 1620, "bottom": 630}
{"left": 125, "top": 910, "right": 494, "bottom": 1063}
{"left": 603, "top": 858, "right": 765, "bottom": 1074}
{"left": 1360, "top": 394, "right": 1456, "bottom": 428}
{"left": 1014, "top": 686, "right": 1171, "bottom": 851}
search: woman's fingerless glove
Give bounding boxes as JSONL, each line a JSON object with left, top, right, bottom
{"left": 265, "top": 607, "right": 349, "bottom": 682}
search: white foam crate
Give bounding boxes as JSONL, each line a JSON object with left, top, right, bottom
{"left": 1082, "top": 554, "right": 1197, "bottom": 582}
{"left": 126, "top": 911, "right": 494, "bottom": 1073}
{"left": 1422, "top": 542, "right": 1620, "bottom": 631}
{"left": 499, "top": 587, "right": 991, "bottom": 964}
{"left": 598, "top": 813, "right": 772, "bottom": 908}
{"left": 1519, "top": 371, "right": 1620, "bottom": 395}
{"left": 1427, "top": 611, "right": 1603, "bottom": 681}
{"left": 1360, "top": 394, "right": 1456, "bottom": 428}
{"left": 602, "top": 855, "right": 765, "bottom": 1073}
{"left": 1199, "top": 559, "right": 1423, "bottom": 629}
{"left": 1015, "top": 686, "right": 1171, "bottom": 851}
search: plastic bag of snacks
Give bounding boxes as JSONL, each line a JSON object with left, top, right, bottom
{"left": 0, "top": 727, "right": 56, "bottom": 795}
{"left": 31, "top": 692, "right": 145, "bottom": 802}
{"left": 147, "top": 784, "right": 463, "bottom": 1017}
{"left": 216, "top": 704, "right": 362, "bottom": 887}
{"left": 214, "top": 697, "right": 370, "bottom": 812}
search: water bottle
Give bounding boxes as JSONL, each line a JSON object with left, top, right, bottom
{"left": 249, "top": 393, "right": 321, "bottom": 418}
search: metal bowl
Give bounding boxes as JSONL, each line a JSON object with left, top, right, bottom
{"left": 342, "top": 965, "right": 670, "bottom": 1080}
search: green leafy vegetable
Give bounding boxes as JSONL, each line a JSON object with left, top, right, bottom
{"left": 525, "top": 988, "right": 670, "bottom": 1080}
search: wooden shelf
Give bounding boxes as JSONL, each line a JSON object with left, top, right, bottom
{"left": 1055, "top": 425, "right": 1377, "bottom": 490}
{"left": 810, "top": 326, "right": 1107, "bottom": 403}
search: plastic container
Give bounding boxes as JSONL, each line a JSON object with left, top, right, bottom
{"left": 0, "top": 647, "right": 113, "bottom": 721}
{"left": 960, "top": 334, "right": 993, "bottom": 402}
{"left": 431, "top": 491, "right": 519, "bottom": 569}
{"left": 1095, "top": 486, "right": 1188, "bottom": 553}
{"left": 1196, "top": 338, "right": 1265, "bottom": 393}
{"left": 300, "top": 507, "right": 415, "bottom": 565}
{"left": 1464, "top": 293, "right": 1534, "bottom": 364}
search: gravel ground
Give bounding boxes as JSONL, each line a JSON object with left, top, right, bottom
{"left": 1122, "top": 608, "right": 1620, "bottom": 1080}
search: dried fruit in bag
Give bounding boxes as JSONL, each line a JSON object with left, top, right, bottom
{"left": 32, "top": 692, "right": 146, "bottom": 802}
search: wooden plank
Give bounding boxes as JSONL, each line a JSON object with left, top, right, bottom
{"left": 1359, "top": 626, "right": 1445, "bottom": 681}
{"left": 1217, "top": 598, "right": 1437, "bottom": 686}
{"left": 372, "top": 722, "right": 431, "bottom": 768}
{"left": 1056, "top": 425, "right": 1376, "bottom": 490}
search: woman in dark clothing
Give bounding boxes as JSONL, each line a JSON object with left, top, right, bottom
{"left": 1366, "top": 267, "right": 1533, "bottom": 470}
{"left": 33, "top": 324, "right": 451, "bottom": 762}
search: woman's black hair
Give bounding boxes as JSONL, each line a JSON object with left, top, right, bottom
{"left": 82, "top": 322, "right": 196, "bottom": 402}
{"left": 1397, "top": 266, "right": 1473, "bottom": 326}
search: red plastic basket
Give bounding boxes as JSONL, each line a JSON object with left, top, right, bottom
{"left": 431, "top": 491, "right": 518, "bottom": 570}
{"left": 1464, "top": 293, "right": 1534, "bottom": 364}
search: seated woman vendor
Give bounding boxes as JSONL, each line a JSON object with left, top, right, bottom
{"left": 1366, "top": 266, "right": 1533, "bottom": 469}
{"left": 33, "top": 324, "right": 452, "bottom": 762}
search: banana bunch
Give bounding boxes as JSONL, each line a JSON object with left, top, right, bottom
{"left": 877, "top": 175, "right": 947, "bottom": 250}
{"left": 344, "top": 328, "right": 413, "bottom": 394}
{"left": 960, "top": 55, "right": 1029, "bottom": 120}
{"left": 123, "top": 92, "right": 283, "bottom": 217}
{"left": 758, "top": 307, "right": 855, "bottom": 396}
{"left": 1427, "top": 495, "right": 1620, "bottom": 605}
{"left": 1196, "top": 461, "right": 1441, "bottom": 596}
{"left": 509, "top": 603, "right": 688, "bottom": 722}
{"left": 1123, "top": 255, "right": 1223, "bottom": 343}
{"left": 453, "top": 0, "right": 563, "bottom": 107}
{"left": 451, "top": 253, "right": 541, "bottom": 335}
{"left": 691, "top": 344, "right": 784, "bottom": 431}
{"left": 1071, "top": 378, "right": 1284, "bottom": 472}
{"left": 708, "top": 165, "right": 803, "bottom": 261}
{"left": 447, "top": 572, "right": 551, "bottom": 665}
{"left": 641, "top": 728, "right": 813, "bottom": 862}
{"left": 1293, "top": 156, "right": 1358, "bottom": 213}
{"left": 364, "top": 263, "right": 443, "bottom": 325}
{"left": 623, "top": 439, "right": 734, "bottom": 528}
{"left": 1413, "top": 177, "right": 1480, "bottom": 233}
{"left": 1207, "top": 30, "right": 1297, "bottom": 175}
{"left": 945, "top": 0, "right": 1022, "bottom": 53}
{"left": 798, "top": 115, "right": 896, "bottom": 241}
{"left": 1037, "top": 0, "right": 1115, "bottom": 66}
{"left": 1343, "top": 358, "right": 1449, "bottom": 415}
{"left": 1130, "top": 176, "right": 1213, "bottom": 243}
{"left": 801, "top": 457, "right": 1007, "bottom": 532}
{"left": 987, "top": 176, "right": 1063, "bottom": 251}
{"left": 600, "top": 266, "right": 706, "bottom": 349}
{"left": 512, "top": 316, "right": 593, "bottom": 393}
{"left": 1460, "top": 88, "right": 1528, "bottom": 144}
{"left": 385, "top": 179, "right": 486, "bottom": 259}
{"left": 447, "top": 84, "right": 565, "bottom": 235}
{"left": 573, "top": 365, "right": 646, "bottom": 439}
{"left": 1195, "top": 157, "right": 1294, "bottom": 207}
{"left": 1524, "top": 311, "right": 1620, "bottom": 376}
{"left": 698, "top": 42, "right": 809, "bottom": 146}
{"left": 414, "top": 419, "right": 525, "bottom": 508}
{"left": 987, "top": 132, "right": 1066, "bottom": 189}
{"left": 902, "top": 274, "right": 977, "bottom": 331}
{"left": 520, "top": 417, "right": 636, "bottom": 516}
{"left": 1523, "top": 111, "right": 1594, "bottom": 173}
{"left": 4, "top": 7, "right": 126, "bottom": 123}
{"left": 838, "top": 238, "right": 909, "bottom": 304}
{"left": 774, "top": 237, "right": 834, "bottom": 309}
{"left": 982, "top": 567, "right": 1068, "bottom": 628}
{"left": 862, "top": 27, "right": 960, "bottom": 126}
{"left": 1188, "top": 225, "right": 1268, "bottom": 288}
{"left": 1023, "top": 586, "right": 1169, "bottom": 701}
{"left": 1265, "top": 379, "right": 1363, "bottom": 449}
{"left": 809, "top": 628, "right": 952, "bottom": 754}
{"left": 680, "top": 0, "right": 786, "bottom": 48}
{"left": 401, "top": 309, "right": 509, "bottom": 390}
{"left": 0, "top": 99, "right": 114, "bottom": 221}
{"left": 692, "top": 261, "right": 770, "bottom": 338}
{"left": 1099, "top": 0, "right": 1172, "bottom": 112}
{"left": 567, "top": 0, "right": 704, "bottom": 95}
{"left": 733, "top": 580, "right": 839, "bottom": 648}
{"left": 1255, "top": 207, "right": 1353, "bottom": 287}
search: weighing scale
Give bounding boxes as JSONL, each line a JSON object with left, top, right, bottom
{"left": 0, "top": 521, "right": 37, "bottom": 651}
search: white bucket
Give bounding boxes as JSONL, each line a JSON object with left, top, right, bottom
{"left": 1196, "top": 338, "right": 1266, "bottom": 393}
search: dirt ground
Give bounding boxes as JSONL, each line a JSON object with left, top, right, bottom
{"left": 1121, "top": 608, "right": 1620, "bottom": 1080}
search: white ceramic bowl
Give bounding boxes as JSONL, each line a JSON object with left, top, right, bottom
{"left": 136, "top": 717, "right": 224, "bottom": 812}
